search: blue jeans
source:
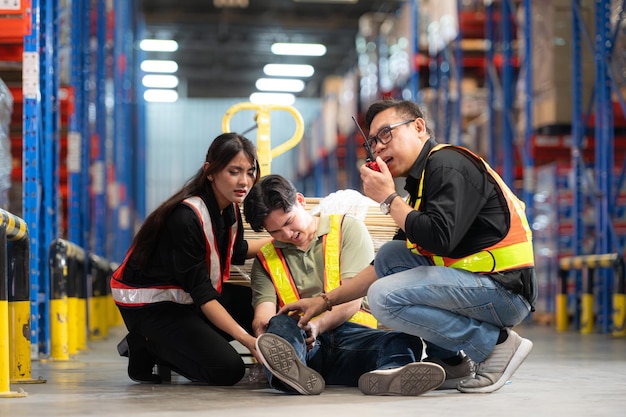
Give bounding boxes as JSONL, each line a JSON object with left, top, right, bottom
{"left": 264, "top": 313, "right": 423, "bottom": 392}
{"left": 370, "top": 240, "right": 532, "bottom": 363}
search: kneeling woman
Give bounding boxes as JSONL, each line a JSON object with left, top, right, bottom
{"left": 111, "top": 133, "right": 268, "bottom": 385}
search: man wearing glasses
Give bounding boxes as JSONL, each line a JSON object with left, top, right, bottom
{"left": 280, "top": 98, "right": 537, "bottom": 394}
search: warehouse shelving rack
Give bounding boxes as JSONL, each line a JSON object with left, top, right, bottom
{"left": 22, "top": 0, "right": 61, "bottom": 356}
{"left": 357, "top": 0, "right": 625, "bottom": 333}
{"left": 0, "top": 0, "right": 145, "bottom": 355}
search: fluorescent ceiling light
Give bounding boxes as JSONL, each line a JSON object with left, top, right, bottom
{"left": 293, "top": 0, "right": 357, "bottom": 3}
{"left": 263, "top": 64, "right": 314, "bottom": 77}
{"left": 255, "top": 78, "right": 305, "bottom": 93}
{"left": 271, "top": 42, "right": 327, "bottom": 56}
{"left": 142, "top": 75, "right": 179, "bottom": 88}
{"left": 144, "top": 89, "right": 179, "bottom": 103}
{"left": 250, "top": 92, "right": 295, "bottom": 105}
{"left": 141, "top": 60, "right": 179, "bottom": 73}
{"left": 139, "top": 39, "right": 179, "bottom": 52}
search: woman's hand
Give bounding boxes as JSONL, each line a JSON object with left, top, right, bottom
{"left": 302, "top": 321, "right": 320, "bottom": 351}
{"left": 238, "top": 333, "right": 262, "bottom": 364}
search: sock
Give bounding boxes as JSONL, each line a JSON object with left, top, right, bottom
{"left": 496, "top": 329, "right": 508, "bottom": 345}
{"left": 440, "top": 354, "right": 463, "bottom": 366}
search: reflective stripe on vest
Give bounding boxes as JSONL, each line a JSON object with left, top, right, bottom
{"left": 110, "top": 248, "right": 195, "bottom": 306}
{"left": 258, "top": 214, "right": 377, "bottom": 328}
{"left": 407, "top": 144, "right": 534, "bottom": 273}
{"left": 183, "top": 196, "right": 237, "bottom": 292}
{"left": 111, "top": 280, "right": 193, "bottom": 306}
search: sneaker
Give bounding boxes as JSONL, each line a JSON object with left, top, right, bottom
{"left": 425, "top": 354, "right": 474, "bottom": 390}
{"left": 358, "top": 362, "right": 445, "bottom": 396}
{"left": 457, "top": 329, "right": 533, "bottom": 393}
{"left": 256, "top": 333, "right": 325, "bottom": 395}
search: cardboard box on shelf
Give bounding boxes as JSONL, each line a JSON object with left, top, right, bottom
{"left": 528, "top": 0, "right": 595, "bottom": 129}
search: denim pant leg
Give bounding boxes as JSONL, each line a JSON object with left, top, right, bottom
{"left": 308, "top": 322, "right": 424, "bottom": 386}
{"left": 264, "top": 314, "right": 309, "bottom": 392}
{"left": 371, "top": 240, "right": 532, "bottom": 363}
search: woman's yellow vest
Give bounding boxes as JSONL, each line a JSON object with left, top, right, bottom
{"left": 257, "top": 214, "right": 377, "bottom": 328}
{"left": 407, "top": 144, "right": 534, "bottom": 273}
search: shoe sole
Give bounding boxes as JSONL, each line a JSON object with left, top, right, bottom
{"left": 358, "top": 362, "right": 445, "bottom": 396}
{"left": 458, "top": 337, "right": 533, "bottom": 394}
{"left": 256, "top": 333, "right": 325, "bottom": 395}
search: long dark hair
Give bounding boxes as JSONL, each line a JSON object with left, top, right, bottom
{"left": 130, "top": 132, "right": 260, "bottom": 267}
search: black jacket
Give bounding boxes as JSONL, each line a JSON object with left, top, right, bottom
{"left": 118, "top": 183, "right": 248, "bottom": 307}
{"left": 396, "top": 137, "right": 536, "bottom": 308}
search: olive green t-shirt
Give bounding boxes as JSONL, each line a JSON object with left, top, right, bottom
{"left": 250, "top": 214, "right": 375, "bottom": 308}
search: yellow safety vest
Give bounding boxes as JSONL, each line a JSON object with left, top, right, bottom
{"left": 258, "top": 214, "right": 377, "bottom": 328}
{"left": 407, "top": 144, "right": 534, "bottom": 273}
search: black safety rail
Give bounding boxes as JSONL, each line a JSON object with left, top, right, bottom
{"left": 1, "top": 208, "right": 39, "bottom": 398}
{"left": 87, "top": 252, "right": 119, "bottom": 340}
{"left": 48, "top": 238, "right": 121, "bottom": 360}
{"left": 557, "top": 253, "right": 626, "bottom": 336}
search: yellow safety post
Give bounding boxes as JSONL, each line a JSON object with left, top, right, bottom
{"left": 49, "top": 240, "right": 71, "bottom": 361}
{"left": 612, "top": 258, "right": 626, "bottom": 337}
{"left": 222, "top": 102, "right": 304, "bottom": 177}
{"left": 49, "top": 240, "right": 89, "bottom": 356}
{"left": 579, "top": 295, "right": 595, "bottom": 334}
{"left": 66, "top": 243, "right": 86, "bottom": 355}
{"left": 7, "top": 221, "right": 44, "bottom": 384}
{"left": 0, "top": 209, "right": 28, "bottom": 397}
{"left": 556, "top": 266, "right": 569, "bottom": 331}
{"left": 612, "top": 293, "right": 626, "bottom": 337}
{"left": 107, "top": 264, "right": 123, "bottom": 328}
{"left": 579, "top": 269, "right": 594, "bottom": 334}
{"left": 88, "top": 253, "right": 111, "bottom": 340}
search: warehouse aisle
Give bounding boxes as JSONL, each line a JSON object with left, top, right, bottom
{"left": 1, "top": 323, "right": 625, "bottom": 417}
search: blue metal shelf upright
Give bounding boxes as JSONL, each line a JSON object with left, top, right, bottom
{"left": 23, "top": 0, "right": 61, "bottom": 355}
{"left": 560, "top": 0, "right": 626, "bottom": 333}
{"left": 20, "top": 0, "right": 144, "bottom": 355}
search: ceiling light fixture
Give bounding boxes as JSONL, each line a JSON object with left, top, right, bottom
{"left": 293, "top": 0, "right": 357, "bottom": 3}
{"left": 140, "top": 60, "right": 179, "bottom": 73}
{"left": 139, "top": 39, "right": 179, "bottom": 52}
{"left": 255, "top": 78, "right": 305, "bottom": 93}
{"left": 144, "top": 89, "right": 179, "bottom": 103}
{"left": 263, "top": 64, "right": 315, "bottom": 78}
{"left": 271, "top": 42, "right": 327, "bottom": 56}
{"left": 214, "top": 0, "right": 249, "bottom": 7}
{"left": 250, "top": 92, "right": 296, "bottom": 105}
{"left": 142, "top": 74, "right": 179, "bottom": 89}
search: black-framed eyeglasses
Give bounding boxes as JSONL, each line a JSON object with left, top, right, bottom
{"left": 366, "top": 119, "right": 415, "bottom": 149}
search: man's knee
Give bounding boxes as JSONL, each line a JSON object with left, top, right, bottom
{"left": 267, "top": 313, "right": 300, "bottom": 332}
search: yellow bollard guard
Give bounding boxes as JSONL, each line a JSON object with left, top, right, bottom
{"left": 555, "top": 293, "right": 569, "bottom": 332}
{"left": 613, "top": 293, "right": 626, "bottom": 337}
{"left": 222, "top": 102, "right": 304, "bottom": 177}
{"left": 579, "top": 293, "right": 594, "bottom": 334}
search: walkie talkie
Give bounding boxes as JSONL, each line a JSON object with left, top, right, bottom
{"left": 352, "top": 116, "right": 380, "bottom": 172}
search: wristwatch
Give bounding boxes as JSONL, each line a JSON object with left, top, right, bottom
{"left": 380, "top": 192, "right": 399, "bottom": 215}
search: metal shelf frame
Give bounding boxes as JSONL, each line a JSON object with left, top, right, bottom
{"left": 409, "top": 1, "right": 626, "bottom": 333}
{"left": 19, "top": 0, "right": 144, "bottom": 355}
{"left": 553, "top": 0, "right": 626, "bottom": 333}
{"left": 22, "top": 0, "right": 61, "bottom": 356}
